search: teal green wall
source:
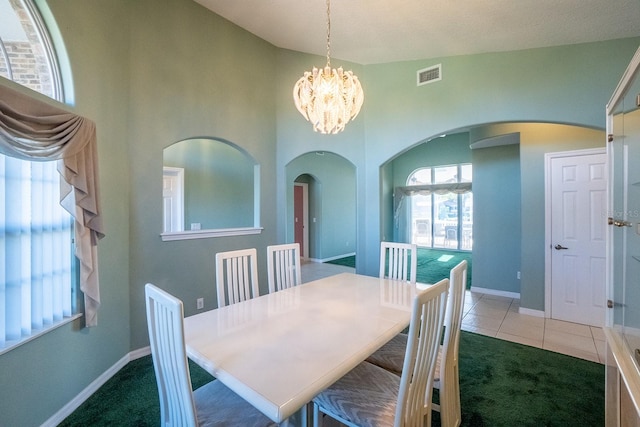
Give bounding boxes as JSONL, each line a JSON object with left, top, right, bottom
{"left": 386, "top": 124, "right": 603, "bottom": 299}
{"left": 163, "top": 139, "right": 255, "bottom": 230}
{"left": 276, "top": 38, "right": 640, "bottom": 287}
{"left": 0, "top": 0, "right": 637, "bottom": 424}
{"left": 274, "top": 48, "right": 366, "bottom": 264}
{"left": 282, "top": 41, "right": 640, "bottom": 295}
{"left": 472, "top": 123, "right": 605, "bottom": 308}
{"left": 385, "top": 132, "right": 472, "bottom": 244}
{"left": 472, "top": 143, "right": 522, "bottom": 293}
{"left": 1, "top": 0, "right": 278, "bottom": 425}
{"left": 125, "top": 0, "right": 278, "bottom": 351}
{"left": 390, "top": 133, "right": 473, "bottom": 185}
{"left": 0, "top": 1, "right": 132, "bottom": 425}
{"left": 286, "top": 152, "right": 357, "bottom": 260}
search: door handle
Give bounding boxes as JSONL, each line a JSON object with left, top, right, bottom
{"left": 554, "top": 244, "right": 569, "bottom": 250}
{"left": 608, "top": 217, "right": 632, "bottom": 227}
{"left": 607, "top": 299, "right": 625, "bottom": 308}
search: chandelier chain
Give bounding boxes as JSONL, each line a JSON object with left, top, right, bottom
{"left": 292, "top": 0, "right": 364, "bottom": 134}
{"left": 326, "top": 0, "right": 331, "bottom": 66}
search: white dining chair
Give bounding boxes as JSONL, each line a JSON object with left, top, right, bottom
{"left": 215, "top": 248, "right": 259, "bottom": 307}
{"left": 312, "top": 278, "right": 448, "bottom": 427}
{"left": 366, "top": 259, "right": 468, "bottom": 426}
{"left": 380, "top": 241, "right": 417, "bottom": 283}
{"left": 144, "top": 283, "right": 275, "bottom": 427}
{"left": 267, "top": 243, "right": 302, "bottom": 293}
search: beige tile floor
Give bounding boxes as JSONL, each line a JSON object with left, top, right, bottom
{"left": 301, "top": 260, "right": 605, "bottom": 364}
{"left": 461, "top": 291, "right": 605, "bottom": 363}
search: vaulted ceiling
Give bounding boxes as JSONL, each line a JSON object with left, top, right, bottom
{"left": 195, "top": 0, "right": 640, "bottom": 65}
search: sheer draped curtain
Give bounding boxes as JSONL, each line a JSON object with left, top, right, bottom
{"left": 393, "top": 183, "right": 472, "bottom": 242}
{"left": 0, "top": 83, "right": 104, "bottom": 328}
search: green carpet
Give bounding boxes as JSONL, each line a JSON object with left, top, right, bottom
{"left": 57, "top": 358, "right": 213, "bottom": 426}
{"left": 327, "top": 248, "right": 473, "bottom": 289}
{"left": 59, "top": 331, "right": 604, "bottom": 426}
{"left": 454, "top": 331, "right": 604, "bottom": 427}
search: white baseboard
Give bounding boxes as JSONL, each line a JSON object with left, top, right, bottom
{"left": 130, "top": 346, "right": 151, "bottom": 360}
{"left": 42, "top": 346, "right": 151, "bottom": 427}
{"left": 518, "top": 307, "right": 545, "bottom": 318}
{"left": 470, "top": 286, "right": 520, "bottom": 300}
{"left": 315, "top": 252, "right": 356, "bottom": 263}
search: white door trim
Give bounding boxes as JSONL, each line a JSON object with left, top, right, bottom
{"left": 544, "top": 147, "right": 606, "bottom": 319}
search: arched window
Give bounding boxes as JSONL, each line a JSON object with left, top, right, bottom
{"left": 0, "top": 0, "right": 62, "bottom": 99}
{"left": 404, "top": 164, "right": 473, "bottom": 251}
{"left": 1, "top": 0, "right": 76, "bottom": 353}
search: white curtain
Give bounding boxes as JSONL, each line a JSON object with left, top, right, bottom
{"left": 0, "top": 83, "right": 104, "bottom": 327}
{"left": 393, "top": 183, "right": 472, "bottom": 243}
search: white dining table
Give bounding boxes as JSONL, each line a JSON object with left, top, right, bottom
{"left": 183, "top": 272, "right": 420, "bottom": 424}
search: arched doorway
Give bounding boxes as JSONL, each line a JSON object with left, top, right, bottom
{"left": 286, "top": 152, "right": 356, "bottom": 262}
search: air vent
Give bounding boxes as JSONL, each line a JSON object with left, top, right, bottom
{"left": 417, "top": 64, "right": 442, "bottom": 86}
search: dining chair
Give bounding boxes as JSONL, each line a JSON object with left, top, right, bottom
{"left": 266, "top": 243, "right": 302, "bottom": 293}
{"left": 380, "top": 241, "right": 418, "bottom": 283}
{"left": 144, "top": 283, "right": 275, "bottom": 427}
{"left": 365, "top": 260, "right": 468, "bottom": 427}
{"left": 215, "top": 248, "right": 259, "bottom": 307}
{"left": 312, "top": 278, "right": 449, "bottom": 427}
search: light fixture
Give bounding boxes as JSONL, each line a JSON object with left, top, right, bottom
{"left": 292, "top": 0, "right": 364, "bottom": 134}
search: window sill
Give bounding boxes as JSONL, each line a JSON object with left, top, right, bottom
{"left": 0, "top": 313, "right": 83, "bottom": 356}
{"left": 160, "top": 227, "right": 263, "bottom": 242}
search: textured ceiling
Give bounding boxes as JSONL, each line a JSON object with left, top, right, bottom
{"left": 194, "top": 0, "right": 640, "bottom": 65}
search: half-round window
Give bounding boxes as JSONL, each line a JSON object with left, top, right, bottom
{"left": 0, "top": 0, "right": 62, "bottom": 100}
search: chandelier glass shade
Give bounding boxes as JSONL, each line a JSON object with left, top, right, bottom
{"left": 292, "top": 0, "right": 364, "bottom": 134}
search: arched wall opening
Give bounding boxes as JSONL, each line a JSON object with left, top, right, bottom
{"left": 380, "top": 121, "right": 605, "bottom": 309}
{"left": 286, "top": 151, "right": 357, "bottom": 262}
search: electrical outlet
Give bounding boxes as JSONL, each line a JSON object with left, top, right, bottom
{"left": 197, "top": 297, "right": 204, "bottom": 309}
{"left": 517, "top": 271, "right": 521, "bottom": 280}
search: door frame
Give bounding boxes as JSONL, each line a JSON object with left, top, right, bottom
{"left": 544, "top": 147, "right": 606, "bottom": 319}
{"left": 294, "top": 182, "right": 309, "bottom": 259}
{"left": 162, "top": 166, "right": 185, "bottom": 232}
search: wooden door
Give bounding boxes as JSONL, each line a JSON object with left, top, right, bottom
{"left": 294, "top": 183, "right": 308, "bottom": 257}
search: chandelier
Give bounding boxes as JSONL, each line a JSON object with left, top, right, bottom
{"left": 292, "top": 0, "right": 364, "bottom": 134}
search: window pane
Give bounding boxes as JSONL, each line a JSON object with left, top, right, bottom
{"left": 410, "top": 194, "right": 432, "bottom": 247}
{"left": 0, "top": 0, "right": 60, "bottom": 98}
{"left": 1, "top": 0, "right": 70, "bottom": 351}
{"left": 461, "top": 192, "right": 473, "bottom": 250}
{"left": 1, "top": 155, "right": 73, "bottom": 346}
{"left": 406, "top": 164, "right": 473, "bottom": 251}
{"left": 434, "top": 166, "right": 458, "bottom": 184}
{"left": 433, "top": 193, "right": 458, "bottom": 249}
{"left": 461, "top": 164, "right": 472, "bottom": 182}
{"left": 407, "top": 168, "right": 431, "bottom": 185}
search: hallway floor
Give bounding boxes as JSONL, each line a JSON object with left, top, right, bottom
{"left": 301, "top": 260, "right": 605, "bottom": 364}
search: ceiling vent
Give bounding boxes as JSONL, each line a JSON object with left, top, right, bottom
{"left": 417, "top": 64, "right": 441, "bottom": 86}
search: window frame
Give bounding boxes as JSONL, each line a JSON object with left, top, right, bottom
{"left": 405, "top": 163, "right": 473, "bottom": 251}
{"left": 0, "top": 0, "right": 80, "bottom": 355}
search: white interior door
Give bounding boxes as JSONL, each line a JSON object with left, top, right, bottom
{"left": 549, "top": 150, "right": 607, "bottom": 326}
{"left": 162, "top": 167, "right": 184, "bottom": 232}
